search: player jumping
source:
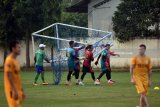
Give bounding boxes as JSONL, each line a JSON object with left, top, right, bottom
{"left": 79, "top": 45, "right": 96, "bottom": 85}
{"left": 4, "top": 41, "right": 26, "bottom": 107}
{"left": 130, "top": 44, "right": 152, "bottom": 107}
{"left": 33, "top": 44, "right": 50, "bottom": 86}
{"left": 95, "top": 44, "right": 120, "bottom": 85}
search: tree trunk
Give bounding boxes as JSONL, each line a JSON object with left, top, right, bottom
{"left": 26, "top": 32, "right": 30, "bottom": 68}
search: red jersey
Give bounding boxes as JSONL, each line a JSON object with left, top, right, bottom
{"left": 106, "top": 51, "right": 116, "bottom": 65}
{"left": 83, "top": 49, "right": 94, "bottom": 67}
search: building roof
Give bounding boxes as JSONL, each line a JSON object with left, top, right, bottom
{"left": 65, "top": 0, "right": 91, "bottom": 13}
{"left": 65, "top": 0, "right": 111, "bottom": 13}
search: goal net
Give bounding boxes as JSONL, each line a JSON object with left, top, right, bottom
{"left": 32, "top": 23, "right": 113, "bottom": 84}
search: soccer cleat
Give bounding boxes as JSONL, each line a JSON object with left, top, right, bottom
{"left": 64, "top": 81, "right": 71, "bottom": 85}
{"left": 94, "top": 79, "right": 100, "bottom": 85}
{"left": 107, "top": 80, "right": 114, "bottom": 85}
{"left": 33, "top": 83, "right": 38, "bottom": 86}
{"left": 75, "top": 79, "right": 79, "bottom": 85}
{"left": 79, "top": 81, "right": 84, "bottom": 86}
{"left": 110, "top": 80, "right": 116, "bottom": 83}
{"left": 42, "top": 82, "right": 49, "bottom": 85}
{"left": 76, "top": 82, "right": 79, "bottom": 85}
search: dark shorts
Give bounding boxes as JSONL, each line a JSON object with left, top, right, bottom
{"left": 101, "top": 65, "right": 111, "bottom": 73}
{"left": 74, "top": 63, "right": 80, "bottom": 71}
{"left": 82, "top": 65, "right": 94, "bottom": 73}
{"left": 36, "top": 65, "right": 44, "bottom": 73}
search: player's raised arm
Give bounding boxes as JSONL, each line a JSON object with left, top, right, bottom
{"left": 110, "top": 51, "right": 120, "bottom": 57}
{"left": 77, "top": 45, "right": 85, "bottom": 51}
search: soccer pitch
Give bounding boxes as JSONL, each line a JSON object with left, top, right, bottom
{"left": 0, "top": 71, "right": 160, "bottom": 107}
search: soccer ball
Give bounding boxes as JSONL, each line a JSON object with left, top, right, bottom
{"left": 154, "top": 87, "right": 159, "bottom": 90}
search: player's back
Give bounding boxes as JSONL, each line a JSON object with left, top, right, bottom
{"left": 66, "top": 48, "right": 75, "bottom": 61}
{"left": 4, "top": 55, "right": 22, "bottom": 99}
{"left": 83, "top": 49, "right": 94, "bottom": 67}
{"left": 100, "top": 50, "right": 109, "bottom": 70}
{"left": 35, "top": 49, "right": 45, "bottom": 66}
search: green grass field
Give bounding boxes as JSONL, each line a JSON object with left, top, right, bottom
{"left": 0, "top": 71, "right": 160, "bottom": 107}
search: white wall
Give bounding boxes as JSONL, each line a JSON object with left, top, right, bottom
{"left": 0, "top": 39, "right": 160, "bottom": 68}
{"left": 88, "top": 0, "right": 121, "bottom": 32}
{"left": 87, "top": 0, "right": 160, "bottom": 68}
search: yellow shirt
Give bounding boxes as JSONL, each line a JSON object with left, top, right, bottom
{"left": 131, "top": 55, "right": 152, "bottom": 80}
{"left": 4, "top": 55, "right": 22, "bottom": 100}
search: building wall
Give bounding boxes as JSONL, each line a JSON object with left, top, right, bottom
{"left": 88, "top": 0, "right": 121, "bottom": 31}
{"left": 0, "top": 0, "right": 159, "bottom": 68}
{"left": 87, "top": 0, "right": 160, "bottom": 68}
{"left": 0, "top": 39, "right": 160, "bottom": 68}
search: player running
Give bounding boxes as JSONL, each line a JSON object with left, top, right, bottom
{"left": 4, "top": 41, "right": 26, "bottom": 107}
{"left": 130, "top": 44, "right": 152, "bottom": 107}
{"left": 79, "top": 45, "right": 96, "bottom": 85}
{"left": 95, "top": 44, "right": 120, "bottom": 85}
{"left": 33, "top": 44, "right": 50, "bottom": 86}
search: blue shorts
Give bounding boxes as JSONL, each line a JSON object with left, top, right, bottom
{"left": 36, "top": 65, "right": 44, "bottom": 73}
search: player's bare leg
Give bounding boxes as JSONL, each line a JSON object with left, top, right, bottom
{"left": 139, "top": 93, "right": 149, "bottom": 107}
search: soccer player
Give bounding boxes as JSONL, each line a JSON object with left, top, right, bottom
{"left": 79, "top": 45, "right": 96, "bottom": 85}
{"left": 4, "top": 41, "right": 25, "bottom": 107}
{"left": 65, "top": 41, "right": 77, "bottom": 85}
{"left": 33, "top": 44, "right": 50, "bottom": 86}
{"left": 72, "top": 44, "right": 85, "bottom": 83}
{"left": 95, "top": 44, "right": 120, "bottom": 85}
{"left": 130, "top": 44, "right": 152, "bottom": 107}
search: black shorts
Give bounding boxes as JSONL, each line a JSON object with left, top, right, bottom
{"left": 82, "top": 66, "right": 93, "bottom": 73}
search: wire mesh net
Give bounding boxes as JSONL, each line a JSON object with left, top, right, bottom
{"left": 32, "top": 23, "right": 113, "bottom": 84}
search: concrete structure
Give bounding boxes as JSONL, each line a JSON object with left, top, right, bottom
{"left": 0, "top": 39, "right": 160, "bottom": 68}
{"left": 0, "top": 0, "right": 159, "bottom": 68}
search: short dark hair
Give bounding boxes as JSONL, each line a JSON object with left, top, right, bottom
{"left": 86, "top": 45, "right": 93, "bottom": 50}
{"left": 69, "top": 41, "right": 74, "bottom": 46}
{"left": 139, "top": 44, "right": 146, "bottom": 50}
{"left": 105, "top": 44, "right": 110, "bottom": 47}
{"left": 9, "top": 41, "right": 20, "bottom": 52}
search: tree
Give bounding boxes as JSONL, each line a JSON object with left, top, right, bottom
{"left": 61, "top": 0, "right": 88, "bottom": 27}
{"left": 13, "top": 0, "right": 63, "bottom": 67}
{"left": 112, "top": 0, "right": 160, "bottom": 42}
{"left": 0, "top": 0, "right": 23, "bottom": 62}
{"left": 0, "top": 0, "right": 63, "bottom": 67}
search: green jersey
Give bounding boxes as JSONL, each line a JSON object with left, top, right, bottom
{"left": 35, "top": 49, "right": 46, "bottom": 66}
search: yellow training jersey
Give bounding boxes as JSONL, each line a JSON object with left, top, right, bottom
{"left": 4, "top": 55, "right": 23, "bottom": 102}
{"left": 131, "top": 55, "right": 152, "bottom": 80}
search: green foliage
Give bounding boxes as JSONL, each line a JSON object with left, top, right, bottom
{"left": 112, "top": 0, "right": 160, "bottom": 42}
{"left": 61, "top": 0, "right": 88, "bottom": 27}
{"left": 0, "top": 0, "right": 23, "bottom": 46}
